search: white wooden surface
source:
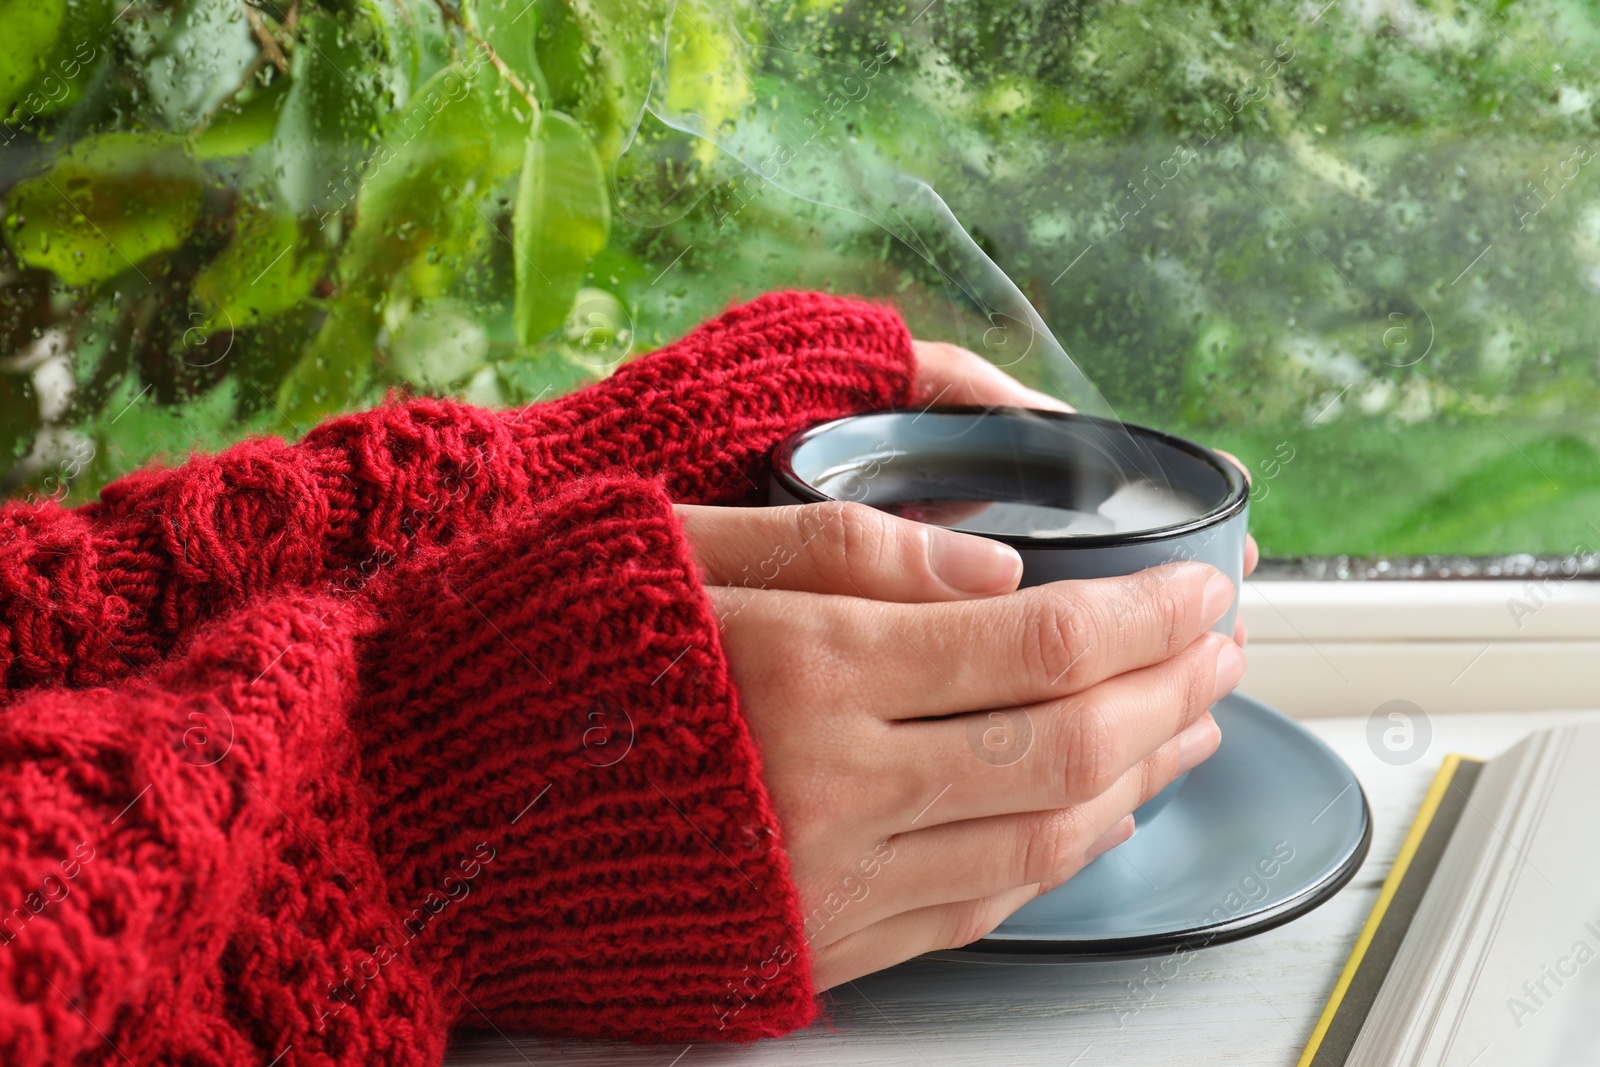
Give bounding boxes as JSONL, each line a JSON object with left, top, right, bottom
{"left": 444, "top": 707, "right": 1600, "bottom": 1067}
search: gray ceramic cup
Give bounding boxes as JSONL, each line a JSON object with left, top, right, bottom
{"left": 768, "top": 407, "right": 1250, "bottom": 821}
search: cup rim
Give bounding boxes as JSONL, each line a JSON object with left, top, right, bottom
{"left": 771, "top": 406, "right": 1251, "bottom": 549}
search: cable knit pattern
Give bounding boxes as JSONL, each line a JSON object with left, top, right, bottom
{"left": 0, "top": 474, "right": 815, "bottom": 1064}
{"left": 0, "top": 291, "right": 915, "bottom": 696}
{"left": 0, "top": 291, "right": 914, "bottom": 1060}
{"left": 0, "top": 588, "right": 450, "bottom": 1065}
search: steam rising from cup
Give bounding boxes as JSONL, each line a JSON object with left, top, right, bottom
{"left": 614, "top": 5, "right": 1121, "bottom": 422}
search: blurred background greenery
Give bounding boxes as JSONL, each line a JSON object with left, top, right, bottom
{"left": 2, "top": 0, "right": 1598, "bottom": 559}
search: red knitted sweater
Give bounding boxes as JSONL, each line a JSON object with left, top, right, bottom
{"left": 0, "top": 292, "right": 917, "bottom": 1063}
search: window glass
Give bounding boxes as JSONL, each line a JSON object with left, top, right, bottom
{"left": 1, "top": 0, "right": 1594, "bottom": 560}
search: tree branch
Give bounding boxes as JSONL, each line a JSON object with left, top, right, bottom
{"left": 244, "top": 5, "right": 289, "bottom": 74}
{"left": 429, "top": 0, "right": 540, "bottom": 114}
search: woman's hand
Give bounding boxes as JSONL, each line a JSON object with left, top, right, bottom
{"left": 679, "top": 502, "right": 1246, "bottom": 989}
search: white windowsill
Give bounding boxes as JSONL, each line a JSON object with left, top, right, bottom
{"left": 1239, "top": 579, "right": 1600, "bottom": 717}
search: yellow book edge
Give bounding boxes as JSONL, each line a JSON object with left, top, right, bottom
{"left": 1295, "top": 753, "right": 1465, "bottom": 1067}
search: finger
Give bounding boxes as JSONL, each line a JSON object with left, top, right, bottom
{"left": 806, "top": 711, "right": 1219, "bottom": 950}
{"left": 1215, "top": 448, "right": 1251, "bottom": 485}
{"left": 677, "top": 501, "right": 1023, "bottom": 602}
{"left": 837, "top": 711, "right": 1219, "bottom": 944}
{"left": 1235, "top": 618, "right": 1248, "bottom": 648}
{"left": 815, "top": 561, "right": 1235, "bottom": 719}
{"left": 883, "top": 633, "right": 1241, "bottom": 830}
{"left": 1212, "top": 451, "right": 1257, "bottom": 577}
{"left": 811, "top": 882, "right": 1044, "bottom": 991}
{"left": 912, "top": 340, "right": 1072, "bottom": 412}
{"left": 864, "top": 713, "right": 1218, "bottom": 932}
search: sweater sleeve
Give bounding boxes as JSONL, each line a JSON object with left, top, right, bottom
{"left": 0, "top": 585, "right": 454, "bottom": 1065}
{"left": 0, "top": 474, "right": 814, "bottom": 1064}
{"left": 0, "top": 290, "right": 915, "bottom": 697}
{"left": 352, "top": 473, "right": 813, "bottom": 1043}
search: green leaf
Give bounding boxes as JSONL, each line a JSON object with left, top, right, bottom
{"left": 531, "top": 0, "right": 589, "bottom": 106}
{"left": 0, "top": 0, "right": 64, "bottom": 119}
{"left": 362, "top": 0, "right": 425, "bottom": 108}
{"left": 385, "top": 298, "right": 489, "bottom": 388}
{"left": 142, "top": 0, "right": 258, "bottom": 130}
{"left": 476, "top": 0, "right": 546, "bottom": 99}
{"left": 660, "top": 0, "right": 751, "bottom": 165}
{"left": 192, "top": 202, "right": 322, "bottom": 327}
{"left": 269, "top": 13, "right": 389, "bottom": 218}
{"left": 3, "top": 132, "right": 206, "bottom": 287}
{"left": 514, "top": 110, "right": 610, "bottom": 347}
{"left": 536, "top": 0, "right": 664, "bottom": 163}
{"left": 483, "top": 74, "right": 538, "bottom": 178}
{"left": 342, "top": 65, "right": 511, "bottom": 292}
{"left": 88, "top": 373, "right": 239, "bottom": 495}
{"left": 280, "top": 63, "right": 527, "bottom": 425}
{"left": 276, "top": 300, "right": 376, "bottom": 428}
{"left": 190, "top": 73, "right": 292, "bottom": 160}
{"left": 495, "top": 347, "right": 597, "bottom": 404}
{"left": 4, "top": 0, "right": 108, "bottom": 126}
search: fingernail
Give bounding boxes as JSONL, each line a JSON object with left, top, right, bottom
{"left": 1086, "top": 814, "right": 1136, "bottom": 861}
{"left": 927, "top": 527, "right": 1024, "bottom": 595}
{"left": 1201, "top": 571, "right": 1235, "bottom": 627}
{"left": 974, "top": 358, "right": 1073, "bottom": 413}
{"left": 1211, "top": 641, "right": 1247, "bottom": 704}
{"left": 1019, "top": 385, "right": 1073, "bottom": 412}
{"left": 1175, "top": 715, "right": 1222, "bottom": 774}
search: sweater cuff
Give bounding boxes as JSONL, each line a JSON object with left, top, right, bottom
{"left": 354, "top": 474, "right": 814, "bottom": 1042}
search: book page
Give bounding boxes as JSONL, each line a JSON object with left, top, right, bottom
{"left": 1409, "top": 724, "right": 1600, "bottom": 1066}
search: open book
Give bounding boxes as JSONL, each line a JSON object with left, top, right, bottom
{"left": 1300, "top": 724, "right": 1600, "bottom": 1067}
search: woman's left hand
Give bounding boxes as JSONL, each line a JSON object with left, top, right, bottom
{"left": 910, "top": 340, "right": 1259, "bottom": 643}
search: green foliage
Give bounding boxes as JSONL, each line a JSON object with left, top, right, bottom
{"left": 0, "top": 0, "right": 66, "bottom": 120}
{"left": 276, "top": 60, "right": 527, "bottom": 424}
{"left": 532, "top": 0, "right": 662, "bottom": 164}
{"left": 192, "top": 202, "right": 321, "bottom": 326}
{"left": 0, "top": 369, "right": 38, "bottom": 480}
{"left": 514, "top": 110, "right": 609, "bottom": 347}
{"left": 1, "top": 0, "right": 1599, "bottom": 560}
{"left": 189, "top": 74, "right": 292, "bottom": 160}
{"left": 268, "top": 13, "right": 390, "bottom": 219}
{"left": 4, "top": 132, "right": 205, "bottom": 285}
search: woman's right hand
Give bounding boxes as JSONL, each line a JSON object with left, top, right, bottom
{"left": 677, "top": 500, "right": 1246, "bottom": 991}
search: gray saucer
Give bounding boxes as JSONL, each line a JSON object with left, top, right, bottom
{"left": 936, "top": 692, "right": 1371, "bottom": 961}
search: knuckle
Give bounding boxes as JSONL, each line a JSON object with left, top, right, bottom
{"left": 1014, "top": 809, "right": 1075, "bottom": 887}
{"left": 1026, "top": 592, "right": 1095, "bottom": 688}
{"left": 1184, "top": 636, "right": 1223, "bottom": 714}
{"left": 1107, "top": 566, "right": 1192, "bottom": 658}
{"left": 841, "top": 501, "right": 896, "bottom": 587}
{"left": 794, "top": 500, "right": 850, "bottom": 559}
{"left": 942, "top": 897, "right": 1007, "bottom": 950}
{"left": 1143, "top": 575, "right": 1191, "bottom": 657}
{"left": 1061, "top": 697, "right": 1119, "bottom": 802}
{"left": 731, "top": 595, "right": 847, "bottom": 711}
{"left": 1136, "top": 747, "right": 1168, "bottom": 808}
{"left": 805, "top": 500, "right": 889, "bottom": 591}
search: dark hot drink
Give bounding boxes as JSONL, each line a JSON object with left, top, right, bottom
{"left": 812, "top": 454, "right": 1207, "bottom": 539}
